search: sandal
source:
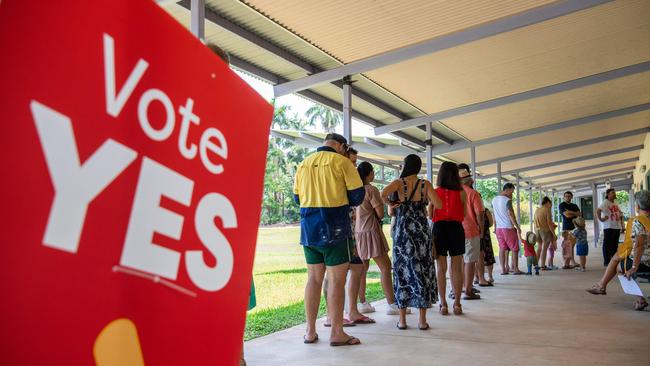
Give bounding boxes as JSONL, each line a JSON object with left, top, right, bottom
{"left": 351, "top": 315, "right": 375, "bottom": 324}
{"left": 330, "top": 336, "right": 361, "bottom": 347}
{"left": 585, "top": 284, "right": 606, "bottom": 295}
{"left": 439, "top": 304, "right": 449, "bottom": 315}
{"left": 303, "top": 334, "right": 319, "bottom": 344}
{"left": 396, "top": 322, "right": 407, "bottom": 330}
{"left": 512, "top": 270, "right": 524, "bottom": 275}
{"left": 463, "top": 292, "right": 481, "bottom": 300}
{"left": 418, "top": 322, "right": 430, "bottom": 330}
{"left": 453, "top": 304, "right": 463, "bottom": 315}
{"left": 634, "top": 298, "right": 648, "bottom": 311}
{"left": 478, "top": 282, "right": 494, "bottom": 287}
{"left": 324, "top": 318, "right": 356, "bottom": 327}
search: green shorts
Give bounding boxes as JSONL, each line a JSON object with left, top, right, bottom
{"left": 303, "top": 239, "right": 352, "bottom": 266}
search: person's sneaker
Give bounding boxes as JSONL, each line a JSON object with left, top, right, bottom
{"left": 386, "top": 303, "right": 411, "bottom": 315}
{"left": 534, "top": 266, "right": 540, "bottom": 275}
{"left": 580, "top": 268, "right": 586, "bottom": 272}
{"left": 359, "top": 302, "right": 375, "bottom": 313}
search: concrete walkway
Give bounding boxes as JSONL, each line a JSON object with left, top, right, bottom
{"left": 245, "top": 249, "right": 649, "bottom": 365}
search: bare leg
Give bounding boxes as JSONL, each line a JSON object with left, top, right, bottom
{"left": 464, "top": 260, "right": 477, "bottom": 292}
{"left": 398, "top": 308, "right": 407, "bottom": 328}
{"left": 596, "top": 256, "right": 622, "bottom": 290}
{"left": 436, "top": 256, "right": 448, "bottom": 308}
{"left": 511, "top": 250, "right": 520, "bottom": 272}
{"left": 305, "top": 264, "right": 326, "bottom": 341}
{"left": 373, "top": 254, "right": 395, "bottom": 304}
{"left": 499, "top": 249, "right": 508, "bottom": 274}
{"left": 327, "top": 263, "right": 359, "bottom": 343}
{"left": 418, "top": 308, "right": 428, "bottom": 328}
{"left": 476, "top": 251, "right": 488, "bottom": 284}
{"left": 579, "top": 255, "right": 587, "bottom": 270}
{"left": 450, "top": 255, "right": 463, "bottom": 307}
{"left": 347, "top": 263, "right": 364, "bottom": 321}
{"left": 486, "top": 265, "right": 494, "bottom": 282}
{"left": 539, "top": 242, "right": 549, "bottom": 267}
{"left": 358, "top": 261, "right": 370, "bottom": 304}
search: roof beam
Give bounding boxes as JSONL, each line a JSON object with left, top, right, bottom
{"left": 270, "top": 131, "right": 295, "bottom": 141}
{"left": 482, "top": 145, "right": 644, "bottom": 178}
{"left": 273, "top": 0, "right": 610, "bottom": 96}
{"left": 179, "top": 1, "right": 450, "bottom": 145}
{"left": 545, "top": 176, "right": 633, "bottom": 191}
{"left": 430, "top": 103, "right": 650, "bottom": 156}
{"left": 476, "top": 128, "right": 649, "bottom": 166}
{"left": 524, "top": 158, "right": 638, "bottom": 181}
{"left": 536, "top": 168, "right": 633, "bottom": 188}
{"left": 363, "top": 137, "right": 386, "bottom": 148}
{"left": 375, "top": 61, "right": 650, "bottom": 135}
{"left": 298, "top": 132, "right": 324, "bottom": 144}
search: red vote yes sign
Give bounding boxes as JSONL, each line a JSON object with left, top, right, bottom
{"left": 0, "top": 0, "right": 272, "bottom": 365}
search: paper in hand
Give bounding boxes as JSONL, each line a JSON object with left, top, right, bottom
{"left": 617, "top": 275, "right": 644, "bottom": 296}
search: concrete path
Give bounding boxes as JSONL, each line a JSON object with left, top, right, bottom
{"left": 245, "top": 250, "right": 649, "bottom": 365}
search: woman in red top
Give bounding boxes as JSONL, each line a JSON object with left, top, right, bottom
{"left": 431, "top": 162, "right": 467, "bottom": 315}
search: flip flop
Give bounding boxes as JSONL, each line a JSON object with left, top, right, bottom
{"left": 324, "top": 318, "right": 356, "bottom": 327}
{"left": 303, "top": 334, "right": 319, "bottom": 344}
{"left": 396, "top": 322, "right": 407, "bottom": 330}
{"left": 418, "top": 323, "right": 430, "bottom": 330}
{"left": 330, "top": 336, "right": 361, "bottom": 347}
{"left": 512, "top": 271, "right": 525, "bottom": 275}
{"left": 478, "top": 282, "right": 494, "bottom": 287}
{"left": 352, "top": 315, "right": 375, "bottom": 324}
{"left": 500, "top": 272, "right": 509, "bottom": 275}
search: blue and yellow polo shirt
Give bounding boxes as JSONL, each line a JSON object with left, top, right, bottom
{"left": 294, "top": 146, "right": 365, "bottom": 247}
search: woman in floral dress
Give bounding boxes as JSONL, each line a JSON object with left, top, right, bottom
{"left": 381, "top": 154, "right": 441, "bottom": 330}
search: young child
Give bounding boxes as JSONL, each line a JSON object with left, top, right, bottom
{"left": 570, "top": 217, "right": 588, "bottom": 272}
{"left": 522, "top": 232, "right": 540, "bottom": 275}
{"left": 561, "top": 229, "right": 575, "bottom": 269}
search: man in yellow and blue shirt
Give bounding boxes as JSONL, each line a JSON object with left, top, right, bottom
{"left": 294, "top": 133, "right": 364, "bottom": 346}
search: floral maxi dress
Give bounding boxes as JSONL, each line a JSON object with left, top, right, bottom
{"left": 392, "top": 179, "right": 438, "bottom": 308}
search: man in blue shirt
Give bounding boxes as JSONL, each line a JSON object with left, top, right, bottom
{"left": 559, "top": 191, "right": 581, "bottom": 267}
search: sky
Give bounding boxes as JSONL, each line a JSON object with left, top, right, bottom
{"left": 235, "top": 70, "right": 377, "bottom": 137}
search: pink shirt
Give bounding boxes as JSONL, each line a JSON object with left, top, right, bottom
{"left": 462, "top": 185, "right": 484, "bottom": 238}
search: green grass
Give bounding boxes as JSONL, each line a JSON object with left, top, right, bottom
{"left": 246, "top": 226, "right": 388, "bottom": 340}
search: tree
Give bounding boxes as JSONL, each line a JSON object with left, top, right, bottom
{"left": 305, "top": 104, "right": 341, "bottom": 133}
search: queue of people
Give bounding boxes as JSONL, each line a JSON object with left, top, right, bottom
{"left": 292, "top": 133, "right": 650, "bottom": 347}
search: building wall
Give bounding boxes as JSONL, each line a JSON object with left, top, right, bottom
{"left": 633, "top": 133, "right": 650, "bottom": 191}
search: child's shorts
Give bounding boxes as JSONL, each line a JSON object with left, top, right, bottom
{"left": 561, "top": 239, "right": 573, "bottom": 260}
{"left": 526, "top": 255, "right": 537, "bottom": 266}
{"left": 576, "top": 243, "right": 588, "bottom": 256}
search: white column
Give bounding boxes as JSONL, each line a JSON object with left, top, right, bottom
{"left": 591, "top": 182, "right": 599, "bottom": 246}
{"left": 516, "top": 174, "right": 521, "bottom": 224}
{"left": 529, "top": 188, "right": 534, "bottom": 232}
{"left": 629, "top": 187, "right": 636, "bottom": 216}
{"left": 497, "top": 162, "right": 502, "bottom": 192}
{"left": 342, "top": 76, "right": 352, "bottom": 144}
{"left": 190, "top": 0, "right": 205, "bottom": 40}
{"left": 470, "top": 146, "right": 476, "bottom": 179}
{"left": 426, "top": 123, "right": 433, "bottom": 183}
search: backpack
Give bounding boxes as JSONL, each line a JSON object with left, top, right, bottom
{"left": 617, "top": 215, "right": 650, "bottom": 268}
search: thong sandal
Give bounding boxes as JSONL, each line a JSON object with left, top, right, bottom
{"left": 585, "top": 284, "right": 606, "bottom": 295}
{"left": 324, "top": 318, "right": 356, "bottom": 327}
{"left": 352, "top": 315, "right": 375, "bottom": 324}
{"left": 330, "top": 336, "right": 361, "bottom": 347}
{"left": 453, "top": 304, "right": 463, "bottom": 315}
{"left": 439, "top": 304, "right": 449, "bottom": 315}
{"left": 396, "top": 322, "right": 407, "bottom": 330}
{"left": 418, "top": 323, "right": 430, "bottom": 330}
{"left": 634, "top": 298, "right": 648, "bottom": 311}
{"left": 303, "top": 334, "right": 319, "bottom": 344}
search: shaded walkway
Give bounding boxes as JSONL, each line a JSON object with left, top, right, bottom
{"left": 245, "top": 234, "right": 649, "bottom": 365}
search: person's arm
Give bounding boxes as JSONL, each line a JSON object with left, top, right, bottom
{"left": 474, "top": 194, "right": 485, "bottom": 237}
{"left": 596, "top": 203, "right": 608, "bottom": 222}
{"left": 381, "top": 180, "right": 401, "bottom": 208}
{"left": 425, "top": 180, "right": 442, "bottom": 209}
{"left": 507, "top": 200, "right": 521, "bottom": 233}
{"left": 486, "top": 210, "right": 494, "bottom": 228}
{"left": 626, "top": 233, "right": 645, "bottom": 279}
{"left": 370, "top": 187, "right": 385, "bottom": 219}
{"left": 293, "top": 163, "right": 302, "bottom": 205}
{"left": 342, "top": 160, "right": 365, "bottom": 206}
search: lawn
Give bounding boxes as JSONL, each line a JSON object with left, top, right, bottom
{"left": 245, "top": 223, "right": 534, "bottom": 340}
